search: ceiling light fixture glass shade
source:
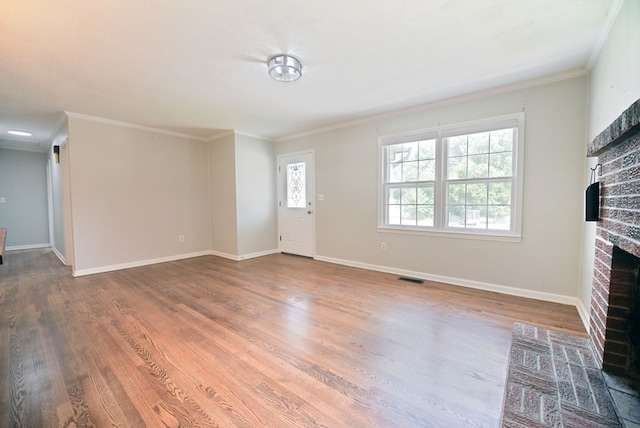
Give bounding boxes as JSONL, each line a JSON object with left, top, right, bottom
{"left": 268, "top": 54, "right": 302, "bottom": 82}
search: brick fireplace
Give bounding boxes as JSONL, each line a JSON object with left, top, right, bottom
{"left": 587, "top": 98, "right": 640, "bottom": 377}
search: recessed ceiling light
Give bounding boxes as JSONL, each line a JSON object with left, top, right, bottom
{"left": 8, "top": 130, "right": 32, "bottom": 137}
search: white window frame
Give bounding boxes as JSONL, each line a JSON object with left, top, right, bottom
{"left": 378, "top": 113, "right": 525, "bottom": 242}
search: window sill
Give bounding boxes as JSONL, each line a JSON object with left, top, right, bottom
{"left": 377, "top": 226, "right": 522, "bottom": 243}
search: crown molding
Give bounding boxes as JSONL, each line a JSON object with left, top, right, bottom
{"left": 276, "top": 68, "right": 589, "bottom": 142}
{"left": 64, "top": 67, "right": 591, "bottom": 145}
{"left": 234, "top": 130, "right": 274, "bottom": 142}
{"left": 206, "top": 130, "right": 235, "bottom": 142}
{"left": 64, "top": 112, "right": 210, "bottom": 142}
{"left": 47, "top": 113, "right": 68, "bottom": 146}
{"left": 206, "top": 130, "right": 275, "bottom": 143}
{"left": 586, "top": 0, "right": 625, "bottom": 70}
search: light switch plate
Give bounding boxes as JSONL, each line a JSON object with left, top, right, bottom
{"left": 0, "top": 197, "right": 5, "bottom": 203}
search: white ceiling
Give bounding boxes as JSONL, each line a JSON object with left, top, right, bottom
{"left": 0, "top": 0, "right": 618, "bottom": 151}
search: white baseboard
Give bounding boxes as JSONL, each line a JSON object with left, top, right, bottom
{"left": 70, "top": 249, "right": 589, "bottom": 327}
{"left": 209, "top": 250, "right": 241, "bottom": 261}
{"left": 6, "top": 243, "right": 51, "bottom": 251}
{"left": 73, "top": 248, "right": 280, "bottom": 276}
{"left": 314, "top": 255, "right": 581, "bottom": 308}
{"left": 73, "top": 251, "right": 212, "bottom": 277}
{"left": 51, "top": 247, "right": 67, "bottom": 265}
{"left": 238, "top": 249, "right": 280, "bottom": 260}
{"left": 210, "top": 249, "right": 280, "bottom": 261}
{"left": 576, "top": 299, "right": 591, "bottom": 333}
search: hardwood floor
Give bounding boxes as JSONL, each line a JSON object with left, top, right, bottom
{"left": 0, "top": 249, "right": 585, "bottom": 427}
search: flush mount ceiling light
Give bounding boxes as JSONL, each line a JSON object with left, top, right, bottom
{"left": 268, "top": 54, "right": 302, "bottom": 82}
{"left": 8, "top": 130, "right": 32, "bottom": 136}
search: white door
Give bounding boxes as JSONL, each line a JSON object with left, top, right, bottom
{"left": 278, "top": 151, "right": 314, "bottom": 257}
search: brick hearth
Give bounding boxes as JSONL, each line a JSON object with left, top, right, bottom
{"left": 501, "top": 323, "right": 622, "bottom": 427}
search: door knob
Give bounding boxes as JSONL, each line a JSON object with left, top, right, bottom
{"left": 307, "top": 210, "right": 312, "bottom": 214}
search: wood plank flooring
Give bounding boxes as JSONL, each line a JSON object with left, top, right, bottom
{"left": 0, "top": 249, "right": 586, "bottom": 427}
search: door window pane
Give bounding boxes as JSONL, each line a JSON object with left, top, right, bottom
{"left": 287, "top": 162, "right": 306, "bottom": 208}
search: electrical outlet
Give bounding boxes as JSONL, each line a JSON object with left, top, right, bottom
{"left": 179, "top": 235, "right": 185, "bottom": 243}
{"left": 381, "top": 242, "right": 387, "bottom": 251}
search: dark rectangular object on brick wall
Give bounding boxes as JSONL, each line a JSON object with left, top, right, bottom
{"left": 586, "top": 182, "right": 600, "bottom": 221}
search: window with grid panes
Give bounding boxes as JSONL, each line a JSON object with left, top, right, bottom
{"left": 380, "top": 114, "right": 523, "bottom": 239}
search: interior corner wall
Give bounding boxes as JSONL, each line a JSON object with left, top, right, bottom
{"left": 67, "top": 116, "right": 210, "bottom": 274}
{"left": 209, "top": 133, "right": 239, "bottom": 257}
{"left": 49, "top": 118, "right": 69, "bottom": 263}
{"left": 588, "top": 0, "right": 640, "bottom": 140}
{"left": 234, "top": 134, "right": 277, "bottom": 257}
{"left": 276, "top": 76, "right": 588, "bottom": 299}
{"left": 581, "top": 0, "right": 640, "bottom": 323}
{"left": 0, "top": 148, "right": 50, "bottom": 248}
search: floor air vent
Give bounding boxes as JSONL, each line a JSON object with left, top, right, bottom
{"left": 398, "top": 276, "right": 424, "bottom": 284}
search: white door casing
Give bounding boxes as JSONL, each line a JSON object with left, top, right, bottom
{"left": 277, "top": 151, "right": 314, "bottom": 257}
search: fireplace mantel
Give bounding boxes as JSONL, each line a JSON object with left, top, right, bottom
{"left": 588, "top": 99, "right": 640, "bottom": 157}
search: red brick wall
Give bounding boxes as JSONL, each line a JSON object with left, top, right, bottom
{"left": 590, "top": 239, "right": 613, "bottom": 366}
{"left": 598, "top": 134, "right": 640, "bottom": 257}
{"left": 589, "top": 126, "right": 640, "bottom": 372}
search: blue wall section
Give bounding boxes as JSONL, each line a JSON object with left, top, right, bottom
{"left": 0, "top": 149, "right": 49, "bottom": 247}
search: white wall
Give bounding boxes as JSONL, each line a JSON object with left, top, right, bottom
{"left": 0, "top": 148, "right": 50, "bottom": 248}
{"left": 580, "top": 0, "right": 640, "bottom": 324}
{"left": 54, "top": 119, "right": 277, "bottom": 272}
{"left": 68, "top": 116, "right": 211, "bottom": 274}
{"left": 276, "top": 76, "right": 588, "bottom": 301}
{"left": 235, "top": 134, "right": 277, "bottom": 257}
{"left": 209, "top": 133, "right": 239, "bottom": 257}
{"left": 208, "top": 132, "right": 277, "bottom": 259}
{"left": 589, "top": 0, "right": 640, "bottom": 139}
{"left": 49, "top": 120, "right": 69, "bottom": 263}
